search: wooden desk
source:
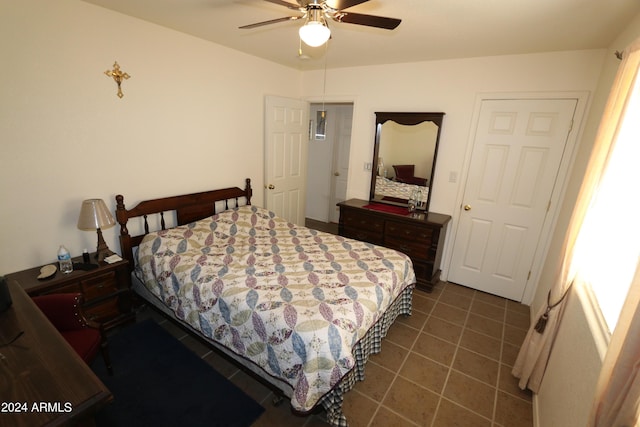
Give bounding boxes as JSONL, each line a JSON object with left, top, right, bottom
{"left": 0, "top": 279, "right": 112, "bottom": 426}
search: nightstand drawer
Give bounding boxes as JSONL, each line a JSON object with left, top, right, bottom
{"left": 42, "top": 282, "right": 81, "bottom": 295}
{"left": 80, "top": 271, "right": 118, "bottom": 302}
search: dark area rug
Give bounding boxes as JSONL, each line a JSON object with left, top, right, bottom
{"left": 92, "top": 319, "right": 265, "bottom": 427}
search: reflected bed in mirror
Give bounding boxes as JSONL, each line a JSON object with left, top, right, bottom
{"left": 370, "top": 112, "right": 445, "bottom": 212}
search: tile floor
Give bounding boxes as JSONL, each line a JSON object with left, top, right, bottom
{"left": 141, "top": 280, "right": 534, "bottom": 427}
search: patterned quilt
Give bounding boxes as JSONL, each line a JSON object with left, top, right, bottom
{"left": 376, "top": 176, "right": 428, "bottom": 204}
{"left": 136, "top": 205, "right": 416, "bottom": 412}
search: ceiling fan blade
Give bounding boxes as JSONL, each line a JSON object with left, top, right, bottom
{"left": 263, "top": 0, "right": 302, "bottom": 10}
{"left": 325, "top": 0, "right": 369, "bottom": 10}
{"left": 239, "top": 16, "right": 302, "bottom": 29}
{"left": 335, "top": 12, "right": 401, "bottom": 30}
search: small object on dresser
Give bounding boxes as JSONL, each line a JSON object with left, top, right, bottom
{"left": 103, "top": 254, "right": 123, "bottom": 264}
{"left": 83, "top": 248, "right": 91, "bottom": 264}
{"left": 37, "top": 264, "right": 57, "bottom": 280}
{"left": 57, "top": 245, "right": 73, "bottom": 274}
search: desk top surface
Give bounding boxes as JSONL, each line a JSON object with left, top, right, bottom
{"left": 0, "top": 279, "right": 112, "bottom": 426}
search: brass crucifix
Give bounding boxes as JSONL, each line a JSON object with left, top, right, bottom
{"left": 104, "top": 61, "right": 130, "bottom": 98}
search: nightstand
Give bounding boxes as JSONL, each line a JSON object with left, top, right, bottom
{"left": 5, "top": 253, "right": 135, "bottom": 331}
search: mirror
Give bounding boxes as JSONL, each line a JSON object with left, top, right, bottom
{"left": 369, "top": 112, "right": 445, "bottom": 212}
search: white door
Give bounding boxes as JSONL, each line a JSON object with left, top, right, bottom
{"left": 264, "top": 96, "right": 309, "bottom": 225}
{"left": 448, "top": 98, "right": 577, "bottom": 301}
{"left": 329, "top": 105, "right": 352, "bottom": 223}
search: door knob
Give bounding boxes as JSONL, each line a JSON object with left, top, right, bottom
{"left": 464, "top": 204, "right": 472, "bottom": 211}
{"left": 334, "top": 172, "right": 340, "bottom": 176}
{"left": 267, "top": 184, "right": 275, "bottom": 190}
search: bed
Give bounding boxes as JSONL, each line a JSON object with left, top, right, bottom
{"left": 115, "top": 178, "right": 416, "bottom": 426}
{"left": 375, "top": 175, "right": 428, "bottom": 205}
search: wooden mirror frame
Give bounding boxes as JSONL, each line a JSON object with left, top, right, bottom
{"left": 369, "top": 112, "right": 445, "bottom": 212}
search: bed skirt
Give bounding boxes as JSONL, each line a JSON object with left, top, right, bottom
{"left": 132, "top": 275, "right": 414, "bottom": 427}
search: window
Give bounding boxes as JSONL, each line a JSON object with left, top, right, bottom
{"left": 573, "top": 55, "right": 640, "bottom": 332}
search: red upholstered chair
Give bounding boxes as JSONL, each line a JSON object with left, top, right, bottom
{"left": 392, "top": 164, "right": 428, "bottom": 186}
{"left": 32, "top": 293, "right": 112, "bottom": 375}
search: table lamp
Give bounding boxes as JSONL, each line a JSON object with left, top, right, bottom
{"left": 77, "top": 199, "right": 116, "bottom": 262}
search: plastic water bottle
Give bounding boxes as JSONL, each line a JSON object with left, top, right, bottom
{"left": 408, "top": 190, "right": 417, "bottom": 213}
{"left": 58, "top": 245, "right": 73, "bottom": 274}
{"left": 415, "top": 188, "right": 423, "bottom": 209}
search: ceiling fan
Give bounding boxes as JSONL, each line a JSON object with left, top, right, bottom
{"left": 239, "top": 0, "right": 401, "bottom": 47}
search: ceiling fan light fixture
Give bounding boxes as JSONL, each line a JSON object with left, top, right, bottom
{"left": 299, "top": 20, "right": 330, "bottom": 47}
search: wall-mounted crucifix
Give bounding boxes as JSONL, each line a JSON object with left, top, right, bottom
{"left": 104, "top": 61, "right": 130, "bottom": 98}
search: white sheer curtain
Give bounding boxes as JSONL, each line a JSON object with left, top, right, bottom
{"left": 588, "top": 38, "right": 640, "bottom": 427}
{"left": 590, "top": 264, "right": 640, "bottom": 426}
{"left": 513, "top": 37, "right": 640, "bottom": 393}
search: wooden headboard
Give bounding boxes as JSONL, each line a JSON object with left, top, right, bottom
{"left": 115, "top": 178, "right": 252, "bottom": 271}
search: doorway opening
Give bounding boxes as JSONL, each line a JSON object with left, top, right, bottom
{"left": 305, "top": 102, "right": 353, "bottom": 234}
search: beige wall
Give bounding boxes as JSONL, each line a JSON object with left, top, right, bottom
{"left": 0, "top": 0, "right": 301, "bottom": 273}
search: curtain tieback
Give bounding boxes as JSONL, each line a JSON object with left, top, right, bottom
{"left": 534, "top": 282, "right": 573, "bottom": 334}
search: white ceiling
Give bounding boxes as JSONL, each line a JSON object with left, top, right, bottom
{"left": 82, "top": 0, "right": 639, "bottom": 70}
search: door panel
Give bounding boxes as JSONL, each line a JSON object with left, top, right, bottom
{"left": 449, "top": 98, "right": 577, "bottom": 300}
{"left": 265, "top": 96, "right": 308, "bottom": 225}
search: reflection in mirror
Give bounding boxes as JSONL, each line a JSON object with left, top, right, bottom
{"left": 370, "top": 112, "right": 444, "bottom": 212}
{"left": 315, "top": 110, "right": 327, "bottom": 140}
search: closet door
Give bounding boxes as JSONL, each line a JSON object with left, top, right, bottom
{"left": 449, "top": 98, "right": 577, "bottom": 301}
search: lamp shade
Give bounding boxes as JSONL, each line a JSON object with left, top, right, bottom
{"left": 299, "top": 21, "right": 330, "bottom": 47}
{"left": 77, "top": 199, "right": 115, "bottom": 231}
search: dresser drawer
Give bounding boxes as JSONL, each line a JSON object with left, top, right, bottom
{"left": 342, "top": 209, "right": 385, "bottom": 233}
{"left": 386, "top": 220, "right": 434, "bottom": 244}
{"left": 411, "top": 260, "right": 435, "bottom": 286}
{"left": 384, "top": 236, "right": 429, "bottom": 259}
{"left": 341, "top": 228, "right": 384, "bottom": 245}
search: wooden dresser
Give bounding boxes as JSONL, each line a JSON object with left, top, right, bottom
{"left": 337, "top": 199, "right": 451, "bottom": 292}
